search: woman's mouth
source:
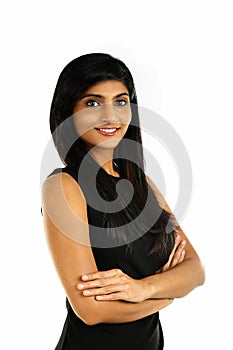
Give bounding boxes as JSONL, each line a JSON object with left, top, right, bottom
{"left": 94, "top": 127, "right": 120, "bottom": 136}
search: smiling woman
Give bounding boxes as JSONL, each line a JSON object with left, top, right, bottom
{"left": 41, "top": 53, "right": 205, "bottom": 350}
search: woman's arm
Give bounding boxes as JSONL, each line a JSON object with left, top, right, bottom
{"left": 76, "top": 176, "right": 205, "bottom": 301}
{"left": 41, "top": 172, "right": 173, "bottom": 326}
{"left": 143, "top": 176, "right": 205, "bottom": 298}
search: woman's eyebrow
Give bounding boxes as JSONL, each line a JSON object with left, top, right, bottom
{"left": 115, "top": 92, "right": 129, "bottom": 98}
{"left": 80, "top": 93, "right": 103, "bottom": 100}
{"left": 80, "top": 92, "right": 129, "bottom": 100}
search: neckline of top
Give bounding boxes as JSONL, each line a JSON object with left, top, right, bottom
{"left": 70, "top": 154, "right": 122, "bottom": 179}
{"left": 101, "top": 167, "right": 121, "bottom": 179}
{"left": 100, "top": 160, "right": 122, "bottom": 179}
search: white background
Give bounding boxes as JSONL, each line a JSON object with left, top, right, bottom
{"left": 1, "top": 1, "right": 232, "bottom": 349}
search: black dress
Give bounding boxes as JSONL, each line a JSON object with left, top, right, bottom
{"left": 47, "top": 164, "right": 174, "bottom": 350}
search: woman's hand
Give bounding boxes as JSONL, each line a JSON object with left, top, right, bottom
{"left": 157, "top": 233, "right": 186, "bottom": 273}
{"left": 77, "top": 234, "right": 186, "bottom": 303}
{"left": 77, "top": 268, "right": 147, "bottom": 303}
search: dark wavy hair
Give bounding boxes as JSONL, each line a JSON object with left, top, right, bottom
{"left": 49, "top": 53, "right": 177, "bottom": 255}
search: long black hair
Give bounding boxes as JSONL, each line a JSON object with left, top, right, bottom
{"left": 49, "top": 53, "right": 177, "bottom": 255}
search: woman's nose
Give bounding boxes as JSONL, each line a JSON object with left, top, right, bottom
{"left": 100, "top": 103, "right": 119, "bottom": 123}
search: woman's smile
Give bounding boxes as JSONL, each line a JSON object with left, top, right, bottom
{"left": 94, "top": 126, "right": 121, "bottom": 136}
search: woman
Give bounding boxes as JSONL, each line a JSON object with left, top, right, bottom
{"left": 41, "top": 53, "right": 205, "bottom": 350}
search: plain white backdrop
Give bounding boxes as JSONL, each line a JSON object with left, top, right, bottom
{"left": 1, "top": 1, "right": 232, "bottom": 349}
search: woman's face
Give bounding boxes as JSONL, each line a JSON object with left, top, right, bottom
{"left": 73, "top": 79, "right": 131, "bottom": 151}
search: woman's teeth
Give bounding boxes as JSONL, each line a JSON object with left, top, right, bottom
{"left": 99, "top": 128, "right": 116, "bottom": 132}
{"left": 95, "top": 127, "right": 120, "bottom": 136}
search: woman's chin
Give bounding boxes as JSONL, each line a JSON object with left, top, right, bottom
{"left": 94, "top": 139, "right": 121, "bottom": 150}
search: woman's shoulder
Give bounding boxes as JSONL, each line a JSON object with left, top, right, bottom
{"left": 47, "top": 165, "right": 78, "bottom": 179}
{"left": 42, "top": 166, "right": 86, "bottom": 206}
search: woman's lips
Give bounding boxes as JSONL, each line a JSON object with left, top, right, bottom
{"left": 95, "top": 127, "right": 120, "bottom": 136}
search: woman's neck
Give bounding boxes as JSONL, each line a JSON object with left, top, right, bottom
{"left": 88, "top": 148, "right": 118, "bottom": 177}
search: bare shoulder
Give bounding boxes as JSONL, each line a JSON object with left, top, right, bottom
{"left": 42, "top": 171, "right": 87, "bottom": 215}
{"left": 41, "top": 171, "right": 89, "bottom": 245}
{"left": 42, "top": 171, "right": 86, "bottom": 205}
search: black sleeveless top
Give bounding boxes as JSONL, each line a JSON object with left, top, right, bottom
{"left": 47, "top": 163, "right": 174, "bottom": 350}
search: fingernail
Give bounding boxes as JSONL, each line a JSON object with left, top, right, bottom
{"left": 176, "top": 234, "right": 180, "bottom": 240}
{"left": 77, "top": 284, "right": 84, "bottom": 289}
{"left": 83, "top": 290, "right": 91, "bottom": 295}
{"left": 82, "top": 275, "right": 88, "bottom": 280}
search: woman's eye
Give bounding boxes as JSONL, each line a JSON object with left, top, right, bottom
{"left": 114, "top": 100, "right": 128, "bottom": 107}
{"left": 86, "top": 100, "right": 100, "bottom": 107}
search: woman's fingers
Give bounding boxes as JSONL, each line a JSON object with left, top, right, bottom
{"left": 161, "top": 234, "right": 181, "bottom": 272}
{"left": 80, "top": 268, "right": 123, "bottom": 281}
{"left": 95, "top": 292, "right": 127, "bottom": 301}
{"left": 178, "top": 250, "right": 185, "bottom": 263}
{"left": 81, "top": 283, "right": 129, "bottom": 297}
{"left": 170, "top": 240, "right": 186, "bottom": 268}
{"left": 168, "top": 234, "right": 182, "bottom": 263}
{"left": 77, "top": 269, "right": 126, "bottom": 291}
{"left": 77, "top": 269, "right": 146, "bottom": 302}
{"left": 77, "top": 275, "right": 125, "bottom": 291}
{"left": 160, "top": 235, "right": 186, "bottom": 272}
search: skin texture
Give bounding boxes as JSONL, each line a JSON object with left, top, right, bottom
{"left": 42, "top": 79, "right": 205, "bottom": 325}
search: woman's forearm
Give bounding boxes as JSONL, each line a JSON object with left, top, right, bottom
{"left": 92, "top": 297, "right": 173, "bottom": 324}
{"left": 71, "top": 294, "right": 173, "bottom": 325}
{"left": 142, "top": 258, "right": 205, "bottom": 299}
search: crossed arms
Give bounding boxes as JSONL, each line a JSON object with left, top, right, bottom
{"left": 41, "top": 172, "right": 205, "bottom": 325}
